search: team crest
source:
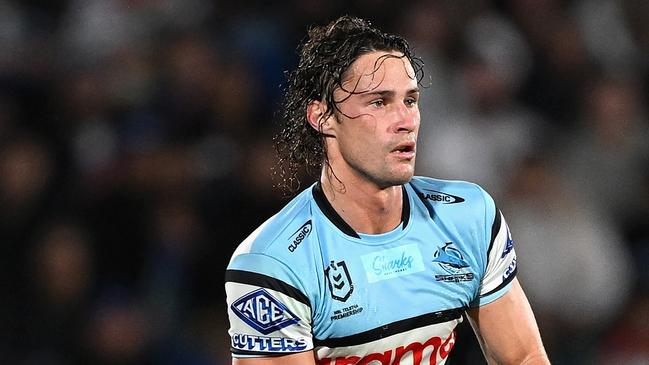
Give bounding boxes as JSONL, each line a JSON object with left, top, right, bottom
{"left": 433, "top": 242, "right": 474, "bottom": 282}
{"left": 325, "top": 260, "right": 354, "bottom": 302}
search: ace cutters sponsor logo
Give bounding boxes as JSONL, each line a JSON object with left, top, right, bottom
{"left": 231, "top": 288, "right": 300, "bottom": 335}
{"left": 325, "top": 260, "right": 354, "bottom": 302}
{"left": 231, "top": 333, "right": 308, "bottom": 352}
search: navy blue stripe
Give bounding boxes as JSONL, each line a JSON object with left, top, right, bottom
{"left": 226, "top": 269, "right": 310, "bottom": 307}
{"left": 487, "top": 207, "right": 502, "bottom": 258}
{"left": 313, "top": 183, "right": 410, "bottom": 237}
{"left": 314, "top": 308, "right": 463, "bottom": 348}
{"left": 401, "top": 185, "right": 410, "bottom": 229}
{"left": 312, "top": 183, "right": 360, "bottom": 238}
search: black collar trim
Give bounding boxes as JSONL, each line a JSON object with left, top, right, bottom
{"left": 312, "top": 182, "right": 410, "bottom": 239}
{"left": 312, "top": 183, "right": 360, "bottom": 238}
{"left": 401, "top": 184, "right": 410, "bottom": 229}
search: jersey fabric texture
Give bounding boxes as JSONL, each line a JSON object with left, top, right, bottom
{"left": 225, "top": 176, "right": 517, "bottom": 364}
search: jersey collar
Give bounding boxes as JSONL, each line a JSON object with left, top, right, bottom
{"left": 312, "top": 182, "right": 410, "bottom": 239}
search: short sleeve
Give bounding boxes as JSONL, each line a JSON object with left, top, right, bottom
{"left": 471, "top": 209, "right": 518, "bottom": 307}
{"left": 225, "top": 253, "right": 313, "bottom": 357}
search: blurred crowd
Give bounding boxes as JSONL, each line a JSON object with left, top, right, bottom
{"left": 0, "top": 0, "right": 648, "bottom": 364}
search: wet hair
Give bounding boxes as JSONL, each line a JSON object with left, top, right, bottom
{"left": 274, "top": 15, "right": 424, "bottom": 193}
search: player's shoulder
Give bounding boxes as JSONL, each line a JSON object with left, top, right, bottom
{"left": 229, "top": 184, "right": 317, "bottom": 264}
{"left": 408, "top": 175, "right": 498, "bottom": 237}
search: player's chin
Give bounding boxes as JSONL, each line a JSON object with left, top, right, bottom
{"left": 389, "top": 165, "right": 415, "bottom": 185}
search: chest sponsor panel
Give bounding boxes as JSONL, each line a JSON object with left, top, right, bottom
{"left": 315, "top": 321, "right": 458, "bottom": 365}
{"left": 361, "top": 244, "right": 426, "bottom": 283}
{"left": 322, "top": 241, "right": 478, "bottom": 327}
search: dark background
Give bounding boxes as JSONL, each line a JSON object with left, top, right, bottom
{"left": 1, "top": 0, "right": 648, "bottom": 364}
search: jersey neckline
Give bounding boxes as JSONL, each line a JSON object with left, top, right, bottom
{"left": 312, "top": 182, "right": 411, "bottom": 240}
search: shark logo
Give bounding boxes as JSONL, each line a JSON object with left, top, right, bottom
{"left": 433, "top": 242, "right": 469, "bottom": 270}
{"left": 433, "top": 242, "right": 474, "bottom": 282}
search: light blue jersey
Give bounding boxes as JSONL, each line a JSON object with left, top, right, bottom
{"left": 226, "top": 176, "right": 517, "bottom": 364}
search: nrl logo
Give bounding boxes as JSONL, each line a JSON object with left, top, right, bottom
{"left": 325, "top": 260, "right": 354, "bottom": 302}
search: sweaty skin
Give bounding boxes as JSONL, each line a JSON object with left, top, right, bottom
{"left": 310, "top": 51, "right": 421, "bottom": 236}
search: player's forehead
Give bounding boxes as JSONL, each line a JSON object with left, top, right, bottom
{"left": 340, "top": 50, "right": 416, "bottom": 93}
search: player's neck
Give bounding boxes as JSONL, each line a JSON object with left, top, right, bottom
{"left": 319, "top": 171, "right": 403, "bottom": 235}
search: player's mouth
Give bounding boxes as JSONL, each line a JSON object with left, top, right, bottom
{"left": 390, "top": 142, "right": 416, "bottom": 159}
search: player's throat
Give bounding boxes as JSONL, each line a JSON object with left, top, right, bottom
{"left": 313, "top": 181, "right": 410, "bottom": 237}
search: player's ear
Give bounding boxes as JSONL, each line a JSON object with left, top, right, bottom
{"left": 307, "top": 100, "right": 335, "bottom": 136}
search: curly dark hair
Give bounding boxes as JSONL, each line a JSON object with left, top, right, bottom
{"left": 274, "top": 15, "right": 424, "bottom": 193}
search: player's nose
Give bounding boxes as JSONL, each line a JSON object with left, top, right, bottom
{"left": 394, "top": 102, "right": 418, "bottom": 133}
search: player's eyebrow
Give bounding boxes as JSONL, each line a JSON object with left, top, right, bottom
{"left": 407, "top": 87, "right": 420, "bottom": 95}
{"left": 358, "top": 87, "right": 420, "bottom": 98}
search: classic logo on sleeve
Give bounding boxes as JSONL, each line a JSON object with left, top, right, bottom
{"left": 287, "top": 220, "right": 312, "bottom": 252}
{"left": 231, "top": 288, "right": 300, "bottom": 335}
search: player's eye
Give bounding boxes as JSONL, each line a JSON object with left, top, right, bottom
{"left": 370, "top": 99, "right": 384, "bottom": 108}
{"left": 405, "top": 97, "right": 418, "bottom": 107}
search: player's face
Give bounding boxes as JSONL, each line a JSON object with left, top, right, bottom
{"left": 329, "top": 51, "right": 420, "bottom": 188}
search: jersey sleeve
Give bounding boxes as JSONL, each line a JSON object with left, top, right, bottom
{"left": 225, "top": 253, "right": 313, "bottom": 357}
{"left": 471, "top": 199, "right": 518, "bottom": 307}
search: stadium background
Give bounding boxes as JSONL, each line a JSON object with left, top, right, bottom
{"left": 0, "top": 0, "right": 648, "bottom": 364}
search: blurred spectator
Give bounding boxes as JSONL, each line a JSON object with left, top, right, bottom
{"left": 416, "top": 10, "right": 545, "bottom": 199}
{"left": 624, "top": 167, "right": 649, "bottom": 291}
{"left": 83, "top": 290, "right": 153, "bottom": 365}
{"left": 574, "top": 0, "right": 644, "bottom": 77}
{"left": 510, "top": 0, "right": 595, "bottom": 125}
{"left": 0, "top": 135, "right": 59, "bottom": 364}
{"left": 555, "top": 75, "right": 649, "bottom": 226}
{"left": 22, "top": 221, "right": 93, "bottom": 364}
{"left": 503, "top": 156, "right": 633, "bottom": 364}
{"left": 596, "top": 291, "right": 649, "bottom": 365}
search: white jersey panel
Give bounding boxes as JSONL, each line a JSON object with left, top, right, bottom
{"left": 480, "top": 211, "right": 517, "bottom": 297}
